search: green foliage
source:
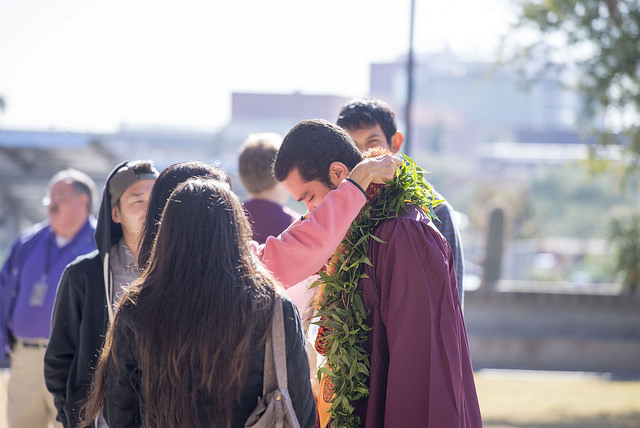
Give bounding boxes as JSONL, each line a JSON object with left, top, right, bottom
{"left": 450, "top": 163, "right": 627, "bottom": 284}
{"left": 313, "top": 154, "right": 438, "bottom": 427}
{"left": 528, "top": 165, "right": 628, "bottom": 239}
{"left": 608, "top": 206, "right": 640, "bottom": 292}
{"left": 454, "top": 165, "right": 627, "bottom": 240}
{"left": 503, "top": 0, "right": 640, "bottom": 184}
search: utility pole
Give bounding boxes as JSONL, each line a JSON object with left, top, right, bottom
{"left": 404, "top": 0, "right": 416, "bottom": 156}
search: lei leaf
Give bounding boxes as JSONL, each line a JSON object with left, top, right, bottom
{"left": 313, "top": 153, "right": 440, "bottom": 427}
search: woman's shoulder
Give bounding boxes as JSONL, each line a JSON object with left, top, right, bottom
{"left": 114, "top": 289, "right": 147, "bottom": 328}
{"left": 278, "top": 292, "right": 300, "bottom": 319}
{"left": 276, "top": 293, "right": 305, "bottom": 345}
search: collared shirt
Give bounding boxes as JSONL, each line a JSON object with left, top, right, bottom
{"left": 10, "top": 220, "right": 96, "bottom": 340}
{"left": 243, "top": 199, "right": 299, "bottom": 245}
{"left": 109, "top": 237, "right": 140, "bottom": 304}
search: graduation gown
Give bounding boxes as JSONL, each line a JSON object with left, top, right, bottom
{"left": 354, "top": 205, "right": 482, "bottom": 427}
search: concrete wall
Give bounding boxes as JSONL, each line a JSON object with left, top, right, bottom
{"left": 464, "top": 290, "right": 640, "bottom": 374}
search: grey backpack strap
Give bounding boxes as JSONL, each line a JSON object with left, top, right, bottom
{"left": 262, "top": 296, "right": 287, "bottom": 395}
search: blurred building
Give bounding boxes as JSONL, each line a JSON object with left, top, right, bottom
{"left": 0, "top": 126, "right": 220, "bottom": 259}
{"left": 369, "top": 51, "right": 584, "bottom": 158}
{"left": 0, "top": 53, "right": 604, "bottom": 286}
{"left": 223, "top": 92, "right": 350, "bottom": 154}
{"left": 0, "top": 130, "right": 112, "bottom": 259}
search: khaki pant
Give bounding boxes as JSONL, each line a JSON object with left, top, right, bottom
{"left": 8, "top": 342, "right": 61, "bottom": 428}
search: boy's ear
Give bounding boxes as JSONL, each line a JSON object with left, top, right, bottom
{"left": 390, "top": 132, "right": 404, "bottom": 154}
{"left": 112, "top": 205, "right": 121, "bottom": 224}
{"left": 328, "top": 162, "right": 349, "bottom": 187}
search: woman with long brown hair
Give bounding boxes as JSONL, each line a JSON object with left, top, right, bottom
{"left": 81, "top": 178, "right": 316, "bottom": 427}
{"left": 136, "top": 160, "right": 230, "bottom": 270}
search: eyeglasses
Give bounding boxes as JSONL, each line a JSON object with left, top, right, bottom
{"left": 42, "top": 191, "right": 78, "bottom": 207}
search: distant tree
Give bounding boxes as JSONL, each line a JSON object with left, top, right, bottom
{"left": 608, "top": 206, "right": 640, "bottom": 293}
{"left": 529, "top": 165, "right": 628, "bottom": 239}
{"left": 501, "top": 0, "right": 640, "bottom": 185}
{"left": 0, "top": 96, "right": 4, "bottom": 113}
{"left": 456, "top": 165, "right": 628, "bottom": 241}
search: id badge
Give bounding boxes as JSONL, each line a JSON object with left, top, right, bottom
{"left": 29, "top": 275, "right": 48, "bottom": 307}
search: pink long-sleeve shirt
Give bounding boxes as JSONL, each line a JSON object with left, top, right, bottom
{"left": 257, "top": 179, "right": 365, "bottom": 288}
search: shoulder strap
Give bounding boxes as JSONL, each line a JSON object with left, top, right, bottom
{"left": 103, "top": 252, "right": 114, "bottom": 324}
{"left": 262, "top": 296, "right": 287, "bottom": 395}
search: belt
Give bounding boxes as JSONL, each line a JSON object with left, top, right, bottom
{"left": 18, "top": 339, "right": 48, "bottom": 349}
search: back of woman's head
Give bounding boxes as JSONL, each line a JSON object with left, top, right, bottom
{"left": 136, "top": 177, "right": 276, "bottom": 428}
{"left": 146, "top": 177, "right": 253, "bottom": 290}
{"left": 138, "top": 161, "right": 229, "bottom": 268}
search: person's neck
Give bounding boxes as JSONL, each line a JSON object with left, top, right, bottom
{"left": 54, "top": 217, "right": 88, "bottom": 241}
{"left": 250, "top": 185, "right": 288, "bottom": 205}
{"left": 55, "top": 235, "right": 73, "bottom": 247}
{"left": 122, "top": 233, "right": 140, "bottom": 261}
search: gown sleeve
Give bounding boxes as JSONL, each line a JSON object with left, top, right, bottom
{"left": 373, "top": 217, "right": 469, "bottom": 427}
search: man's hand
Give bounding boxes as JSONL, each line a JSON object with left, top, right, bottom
{"left": 347, "top": 154, "right": 402, "bottom": 191}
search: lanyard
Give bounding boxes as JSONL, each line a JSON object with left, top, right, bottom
{"left": 28, "top": 232, "right": 73, "bottom": 307}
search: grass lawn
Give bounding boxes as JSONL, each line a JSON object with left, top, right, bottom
{"left": 0, "top": 369, "right": 639, "bottom": 427}
{"left": 475, "top": 369, "right": 640, "bottom": 428}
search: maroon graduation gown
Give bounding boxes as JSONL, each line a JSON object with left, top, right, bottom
{"left": 353, "top": 205, "right": 482, "bottom": 427}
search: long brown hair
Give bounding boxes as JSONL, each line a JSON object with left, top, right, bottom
{"left": 137, "top": 161, "right": 229, "bottom": 269}
{"left": 82, "top": 178, "right": 276, "bottom": 427}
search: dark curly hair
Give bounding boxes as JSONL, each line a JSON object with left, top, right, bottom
{"left": 274, "top": 119, "right": 363, "bottom": 187}
{"left": 336, "top": 96, "right": 398, "bottom": 143}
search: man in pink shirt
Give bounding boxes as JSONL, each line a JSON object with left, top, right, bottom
{"left": 257, "top": 152, "right": 400, "bottom": 287}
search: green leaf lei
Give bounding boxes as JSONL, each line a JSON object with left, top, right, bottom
{"left": 313, "top": 154, "right": 442, "bottom": 427}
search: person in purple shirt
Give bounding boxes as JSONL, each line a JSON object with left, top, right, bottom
{"left": 238, "top": 133, "right": 300, "bottom": 244}
{"left": 273, "top": 120, "right": 481, "bottom": 428}
{"left": 0, "top": 169, "right": 97, "bottom": 428}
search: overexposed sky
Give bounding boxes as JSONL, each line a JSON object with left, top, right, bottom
{"left": 0, "top": 0, "right": 515, "bottom": 132}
